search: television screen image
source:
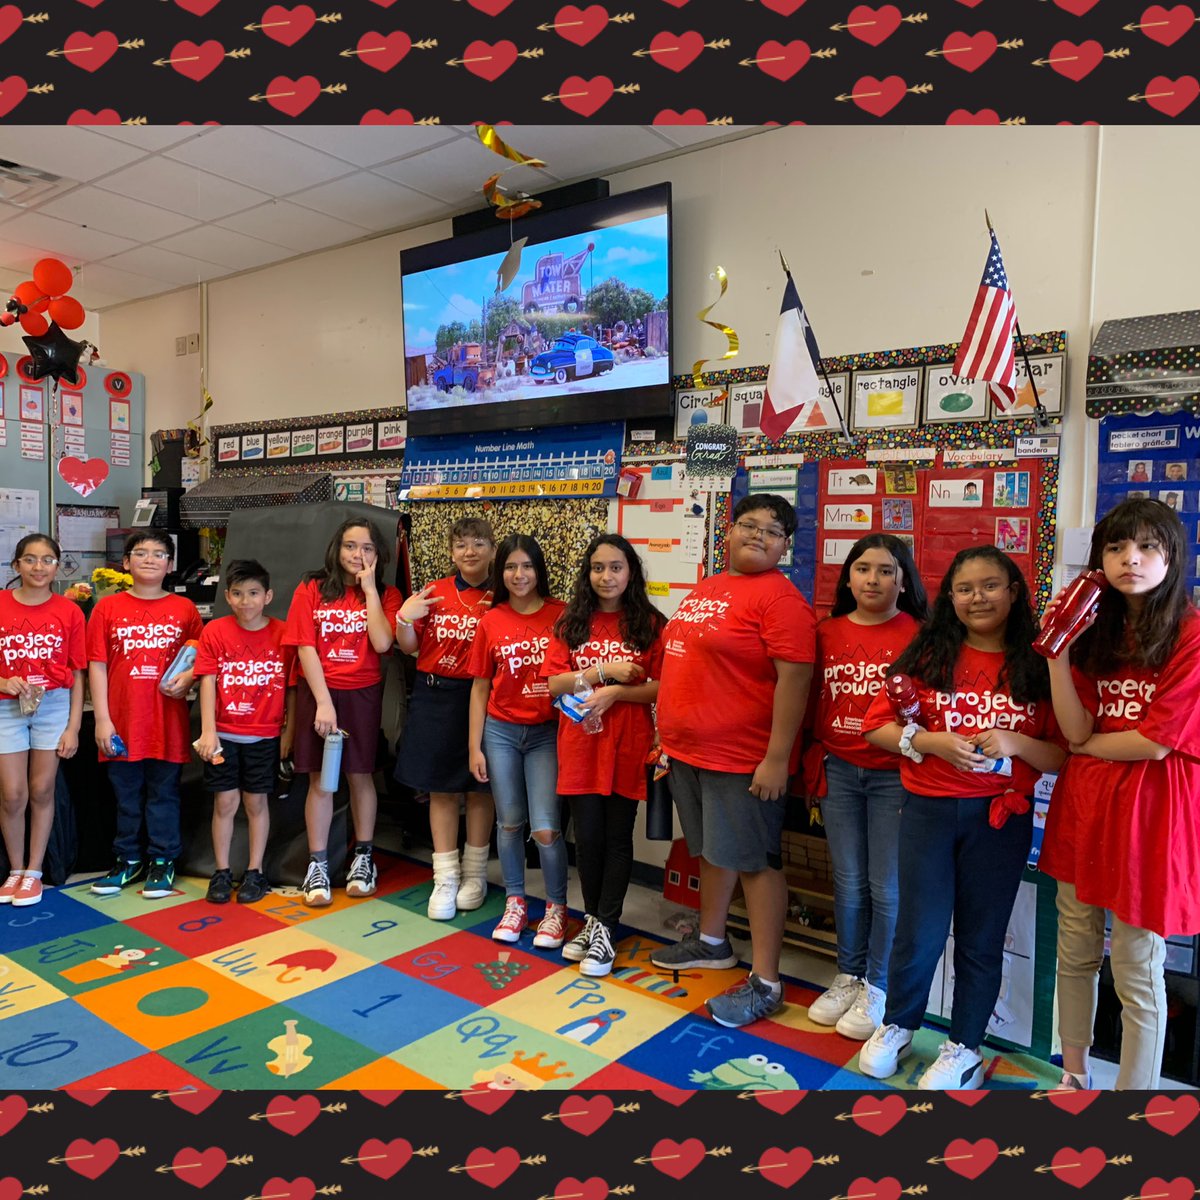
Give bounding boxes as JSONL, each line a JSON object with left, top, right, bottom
{"left": 402, "top": 183, "right": 671, "bottom": 437}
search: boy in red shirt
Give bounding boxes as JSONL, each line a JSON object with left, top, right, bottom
{"left": 88, "top": 531, "right": 203, "bottom": 900}
{"left": 194, "top": 560, "right": 294, "bottom": 905}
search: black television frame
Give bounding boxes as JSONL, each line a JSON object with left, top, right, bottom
{"left": 401, "top": 182, "right": 673, "bottom": 438}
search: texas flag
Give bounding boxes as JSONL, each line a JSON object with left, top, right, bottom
{"left": 762, "top": 271, "right": 829, "bottom": 440}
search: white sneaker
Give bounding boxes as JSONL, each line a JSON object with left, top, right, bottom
{"left": 836, "top": 982, "right": 886, "bottom": 1040}
{"left": 562, "top": 915, "right": 598, "bottom": 962}
{"left": 456, "top": 844, "right": 489, "bottom": 911}
{"left": 858, "top": 1023, "right": 915, "bottom": 1079}
{"left": 918, "top": 1040, "right": 984, "bottom": 1091}
{"left": 302, "top": 858, "right": 332, "bottom": 907}
{"left": 807, "top": 973, "right": 862, "bottom": 1026}
{"left": 427, "top": 850, "right": 460, "bottom": 920}
{"left": 345, "top": 849, "right": 377, "bottom": 898}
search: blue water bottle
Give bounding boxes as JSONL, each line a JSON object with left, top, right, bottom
{"left": 109, "top": 731, "right": 128, "bottom": 757}
{"left": 319, "top": 729, "right": 347, "bottom": 792}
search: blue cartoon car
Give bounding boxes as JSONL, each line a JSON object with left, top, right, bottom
{"left": 529, "top": 334, "right": 616, "bottom": 386}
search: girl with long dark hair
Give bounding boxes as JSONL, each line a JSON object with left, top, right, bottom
{"left": 1040, "top": 499, "right": 1200, "bottom": 1090}
{"left": 857, "top": 546, "right": 1065, "bottom": 1090}
{"left": 544, "top": 534, "right": 666, "bottom": 975}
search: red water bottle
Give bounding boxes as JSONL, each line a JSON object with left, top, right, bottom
{"left": 1033, "top": 570, "right": 1108, "bottom": 659}
{"left": 886, "top": 674, "right": 923, "bottom": 724}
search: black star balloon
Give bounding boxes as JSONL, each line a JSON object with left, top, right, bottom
{"left": 21, "top": 321, "right": 97, "bottom": 388}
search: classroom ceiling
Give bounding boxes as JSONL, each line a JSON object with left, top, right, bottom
{"left": 0, "top": 124, "right": 765, "bottom": 312}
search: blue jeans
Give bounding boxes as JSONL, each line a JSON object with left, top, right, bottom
{"left": 107, "top": 759, "right": 184, "bottom": 862}
{"left": 884, "top": 790, "right": 1032, "bottom": 1050}
{"left": 483, "top": 717, "right": 566, "bottom": 905}
{"left": 821, "top": 753, "right": 903, "bottom": 989}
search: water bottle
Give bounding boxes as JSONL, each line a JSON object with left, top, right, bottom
{"left": 885, "top": 674, "right": 923, "bottom": 724}
{"left": 109, "top": 730, "right": 128, "bottom": 757}
{"left": 973, "top": 754, "right": 1013, "bottom": 776}
{"left": 161, "top": 639, "right": 199, "bottom": 693}
{"left": 1032, "top": 570, "right": 1108, "bottom": 659}
{"left": 552, "top": 677, "right": 602, "bottom": 734}
{"left": 319, "top": 729, "right": 347, "bottom": 792}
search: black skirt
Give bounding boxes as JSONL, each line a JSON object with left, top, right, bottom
{"left": 394, "top": 672, "right": 488, "bottom": 794}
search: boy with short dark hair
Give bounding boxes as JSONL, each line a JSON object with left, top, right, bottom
{"left": 193, "top": 559, "right": 293, "bottom": 904}
{"left": 89, "top": 531, "right": 202, "bottom": 899}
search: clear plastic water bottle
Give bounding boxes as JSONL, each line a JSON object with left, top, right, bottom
{"left": 575, "top": 678, "right": 603, "bottom": 735}
{"left": 973, "top": 753, "right": 1013, "bottom": 776}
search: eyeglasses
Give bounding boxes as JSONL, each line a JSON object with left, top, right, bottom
{"left": 733, "top": 520, "right": 787, "bottom": 543}
{"left": 19, "top": 555, "right": 58, "bottom": 567}
{"left": 952, "top": 580, "right": 1012, "bottom": 599}
{"left": 129, "top": 550, "right": 171, "bottom": 561}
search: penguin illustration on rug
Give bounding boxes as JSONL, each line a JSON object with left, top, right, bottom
{"left": 555, "top": 1008, "right": 627, "bottom": 1046}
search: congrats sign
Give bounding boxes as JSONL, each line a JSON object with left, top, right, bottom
{"left": 400, "top": 420, "right": 624, "bottom": 501}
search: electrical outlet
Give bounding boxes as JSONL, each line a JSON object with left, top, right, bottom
{"left": 175, "top": 336, "right": 187, "bottom": 356}
{"left": 187, "top": 333, "right": 200, "bottom": 353}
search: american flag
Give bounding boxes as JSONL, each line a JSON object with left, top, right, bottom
{"left": 953, "top": 229, "right": 1019, "bottom": 413}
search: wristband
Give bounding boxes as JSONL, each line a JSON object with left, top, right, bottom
{"left": 597, "top": 662, "right": 607, "bottom": 685}
{"left": 397, "top": 614, "right": 414, "bottom": 628}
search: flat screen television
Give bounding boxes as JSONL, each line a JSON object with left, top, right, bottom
{"left": 401, "top": 182, "right": 672, "bottom": 437}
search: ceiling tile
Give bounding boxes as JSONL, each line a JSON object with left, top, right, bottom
{"left": 155, "top": 225, "right": 293, "bottom": 271}
{"left": 89, "top": 127, "right": 213, "bottom": 152}
{"left": 71, "top": 262, "right": 168, "bottom": 308}
{"left": 0, "top": 128, "right": 148, "bottom": 182}
{"left": 275, "top": 125, "right": 463, "bottom": 167}
{"left": 214, "top": 200, "right": 372, "bottom": 253}
{"left": 37, "top": 186, "right": 201, "bottom": 242}
{"left": 103, "top": 244, "right": 227, "bottom": 286}
{"left": 164, "top": 127, "right": 355, "bottom": 194}
{"left": 373, "top": 136, "right": 555, "bottom": 202}
{"left": 96, "top": 158, "right": 270, "bottom": 220}
{"left": 289, "top": 173, "right": 447, "bottom": 232}
{"left": 462, "top": 126, "right": 678, "bottom": 186}
{"left": 0, "top": 211, "right": 138, "bottom": 261}
{"left": 651, "top": 124, "right": 761, "bottom": 148}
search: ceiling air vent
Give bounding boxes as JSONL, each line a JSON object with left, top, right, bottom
{"left": 0, "top": 159, "right": 77, "bottom": 208}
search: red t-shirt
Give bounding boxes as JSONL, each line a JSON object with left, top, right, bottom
{"left": 1040, "top": 611, "right": 1200, "bottom": 936}
{"left": 657, "top": 570, "right": 817, "bottom": 775}
{"left": 542, "top": 609, "right": 666, "bottom": 799}
{"left": 469, "top": 598, "right": 566, "bottom": 725}
{"left": 86, "top": 590, "right": 203, "bottom": 763}
{"left": 0, "top": 590, "right": 87, "bottom": 697}
{"left": 813, "top": 612, "right": 920, "bottom": 770}
{"left": 861, "top": 644, "right": 1060, "bottom": 798}
{"left": 283, "top": 577, "right": 402, "bottom": 690}
{"left": 193, "top": 616, "right": 290, "bottom": 738}
{"left": 413, "top": 575, "right": 492, "bottom": 678}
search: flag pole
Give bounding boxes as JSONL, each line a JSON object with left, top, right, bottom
{"left": 777, "top": 250, "right": 852, "bottom": 442}
{"left": 984, "top": 212, "right": 1050, "bottom": 428}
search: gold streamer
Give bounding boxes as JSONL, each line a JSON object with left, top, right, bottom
{"left": 476, "top": 124, "right": 547, "bottom": 169}
{"left": 691, "top": 265, "right": 739, "bottom": 390}
{"left": 482, "top": 173, "right": 541, "bottom": 220}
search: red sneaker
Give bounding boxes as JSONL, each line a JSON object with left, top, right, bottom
{"left": 12, "top": 875, "right": 43, "bottom": 907}
{"left": 0, "top": 871, "right": 22, "bottom": 903}
{"left": 492, "top": 895, "right": 528, "bottom": 943}
{"left": 533, "top": 902, "right": 568, "bottom": 950}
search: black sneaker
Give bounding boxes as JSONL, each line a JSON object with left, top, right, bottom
{"left": 237, "top": 869, "right": 271, "bottom": 904}
{"left": 91, "top": 858, "right": 147, "bottom": 895}
{"left": 580, "top": 921, "right": 616, "bottom": 978}
{"left": 345, "top": 848, "right": 377, "bottom": 898}
{"left": 206, "top": 868, "right": 234, "bottom": 904}
{"left": 650, "top": 934, "right": 738, "bottom": 971}
{"left": 143, "top": 859, "right": 177, "bottom": 900}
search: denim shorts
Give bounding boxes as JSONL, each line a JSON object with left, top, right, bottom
{"left": 0, "top": 688, "right": 71, "bottom": 754}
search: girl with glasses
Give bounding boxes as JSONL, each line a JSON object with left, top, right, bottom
{"left": 857, "top": 546, "right": 1065, "bottom": 1090}
{"left": 0, "top": 534, "right": 86, "bottom": 907}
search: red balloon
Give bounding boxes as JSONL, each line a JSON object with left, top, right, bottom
{"left": 49, "top": 296, "right": 85, "bottom": 330}
{"left": 20, "top": 310, "right": 49, "bottom": 336}
{"left": 33, "top": 257, "right": 74, "bottom": 298}
{"left": 14, "top": 280, "right": 49, "bottom": 313}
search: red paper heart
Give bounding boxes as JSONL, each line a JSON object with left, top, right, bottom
{"left": 1047, "top": 38, "right": 1103, "bottom": 80}
{"left": 368, "top": 0, "right": 398, "bottom": 6}
{"left": 58, "top": 457, "right": 110, "bottom": 497}
{"left": 169, "top": 1089, "right": 221, "bottom": 1115}
{"left": 553, "top": 5, "right": 609, "bottom": 45}
{"left": 360, "top": 1090, "right": 404, "bottom": 1105}
{"left": 0, "top": 7, "right": 23, "bottom": 44}
{"left": 942, "top": 30, "right": 997, "bottom": 71}
{"left": 556, "top": 74, "right": 613, "bottom": 117}
{"left": 461, "top": 1090, "right": 514, "bottom": 1114}
{"left": 265, "top": 1094, "right": 321, "bottom": 1135}
{"left": 0, "top": 74, "right": 26, "bottom": 118}
{"left": 176, "top": 0, "right": 223, "bottom": 13}
{"left": 260, "top": 1180, "right": 315, "bottom": 1200}
{"left": 755, "top": 1147, "right": 813, "bottom": 1188}
{"left": 648, "top": 29, "right": 704, "bottom": 71}
{"left": 463, "top": 39, "right": 517, "bottom": 80}
{"left": 465, "top": 1146, "right": 520, "bottom": 1188}
{"left": 554, "top": 1178, "right": 608, "bottom": 1200}
{"left": 654, "top": 107, "right": 707, "bottom": 123}
{"left": 754, "top": 39, "right": 810, "bottom": 81}
{"left": 1144, "top": 74, "right": 1200, "bottom": 116}
{"left": 360, "top": 109, "right": 414, "bottom": 124}
{"left": 169, "top": 39, "right": 225, "bottom": 81}
{"left": 357, "top": 30, "right": 411, "bottom": 71}
{"left": 1054, "top": 0, "right": 1100, "bottom": 12}
{"left": 68, "top": 108, "right": 121, "bottom": 123}
{"left": 0, "top": 1096, "right": 28, "bottom": 1136}
{"left": 848, "top": 1178, "right": 901, "bottom": 1200}
{"left": 846, "top": 4, "right": 901, "bottom": 44}
{"left": 1145, "top": 1094, "right": 1200, "bottom": 1135}
{"left": 64, "top": 1138, "right": 119, "bottom": 1180}
{"left": 173, "top": 1147, "right": 227, "bottom": 1188}
{"left": 946, "top": 1090, "right": 988, "bottom": 1106}
{"left": 850, "top": 74, "right": 907, "bottom": 116}
{"left": 648, "top": 1084, "right": 692, "bottom": 1106}
{"left": 941, "top": 1138, "right": 998, "bottom": 1180}
{"left": 63, "top": 29, "right": 118, "bottom": 72}
{"left": 1139, "top": 1179, "right": 1196, "bottom": 1200}
{"left": 355, "top": 1138, "right": 413, "bottom": 1180}
{"left": 260, "top": 5, "right": 315, "bottom": 44}
{"left": 761, "top": 0, "right": 806, "bottom": 12}
{"left": 1139, "top": 4, "right": 1195, "bottom": 45}
{"left": 556, "top": 1095, "right": 613, "bottom": 1135}
{"left": 0, "top": 1178, "right": 23, "bottom": 1200}
{"left": 65, "top": 1089, "right": 112, "bottom": 1107}
{"left": 955, "top": 0, "right": 985, "bottom": 5}
{"left": 851, "top": 1093, "right": 908, "bottom": 1135}
{"left": 75, "top": 0, "right": 107, "bottom": 6}
{"left": 1047, "top": 1089, "right": 1099, "bottom": 1115}
{"left": 946, "top": 108, "right": 1000, "bottom": 124}
{"left": 753, "top": 1089, "right": 807, "bottom": 1114}
{"left": 264, "top": 74, "right": 321, "bottom": 117}
{"left": 647, "top": 1138, "right": 705, "bottom": 1180}
{"left": 1051, "top": 1147, "right": 1107, "bottom": 1189}
{"left": 467, "top": 0, "right": 514, "bottom": 12}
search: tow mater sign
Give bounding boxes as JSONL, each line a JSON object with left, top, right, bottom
{"left": 522, "top": 246, "right": 592, "bottom": 315}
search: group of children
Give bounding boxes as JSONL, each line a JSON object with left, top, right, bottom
{"left": 1, "top": 492, "right": 1197, "bottom": 1092}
